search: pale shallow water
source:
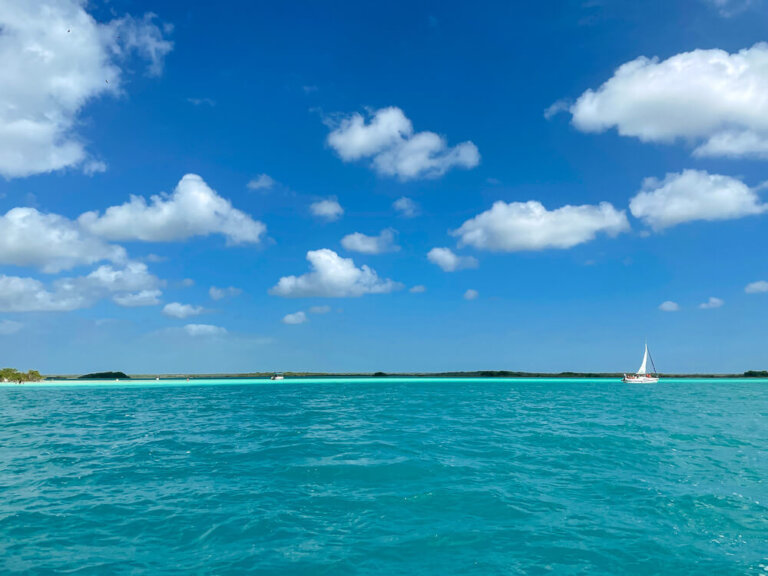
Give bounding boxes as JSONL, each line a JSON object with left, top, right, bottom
{"left": 1, "top": 378, "right": 767, "bottom": 574}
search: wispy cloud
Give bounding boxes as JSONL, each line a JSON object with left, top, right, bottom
{"left": 187, "top": 97, "right": 216, "bottom": 107}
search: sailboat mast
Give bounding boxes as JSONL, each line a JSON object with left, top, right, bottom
{"left": 648, "top": 347, "right": 657, "bottom": 374}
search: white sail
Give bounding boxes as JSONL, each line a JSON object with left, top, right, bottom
{"left": 636, "top": 344, "right": 649, "bottom": 375}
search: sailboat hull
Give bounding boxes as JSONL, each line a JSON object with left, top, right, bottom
{"left": 622, "top": 375, "right": 659, "bottom": 384}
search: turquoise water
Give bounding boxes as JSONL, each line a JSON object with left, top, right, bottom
{"left": 2, "top": 379, "right": 766, "bottom": 574}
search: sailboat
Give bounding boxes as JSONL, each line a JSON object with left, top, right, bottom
{"left": 622, "top": 342, "right": 659, "bottom": 384}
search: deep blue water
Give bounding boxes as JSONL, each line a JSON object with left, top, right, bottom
{"left": 1, "top": 378, "right": 767, "bottom": 575}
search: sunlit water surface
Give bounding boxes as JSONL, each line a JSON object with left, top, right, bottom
{"left": 1, "top": 378, "right": 767, "bottom": 574}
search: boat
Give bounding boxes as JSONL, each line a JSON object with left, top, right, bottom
{"left": 622, "top": 342, "right": 659, "bottom": 384}
{"left": 270, "top": 373, "right": 284, "bottom": 381}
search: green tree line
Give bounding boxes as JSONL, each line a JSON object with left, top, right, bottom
{"left": 0, "top": 368, "right": 43, "bottom": 383}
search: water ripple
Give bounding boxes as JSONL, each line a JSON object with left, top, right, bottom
{"left": 1, "top": 379, "right": 767, "bottom": 575}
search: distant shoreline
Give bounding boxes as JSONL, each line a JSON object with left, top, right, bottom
{"left": 43, "top": 370, "right": 768, "bottom": 381}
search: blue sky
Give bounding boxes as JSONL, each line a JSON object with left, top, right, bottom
{"left": 1, "top": 0, "right": 768, "bottom": 374}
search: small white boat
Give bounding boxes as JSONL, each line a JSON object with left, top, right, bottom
{"left": 622, "top": 342, "right": 659, "bottom": 384}
{"left": 270, "top": 373, "right": 284, "bottom": 381}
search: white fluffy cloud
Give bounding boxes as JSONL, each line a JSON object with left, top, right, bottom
{"left": 113, "top": 290, "right": 162, "bottom": 307}
{"left": 0, "top": 320, "right": 23, "bottom": 335}
{"left": 327, "top": 107, "right": 480, "bottom": 180}
{"left": 0, "top": 275, "right": 86, "bottom": 312}
{"left": 0, "top": 0, "right": 172, "bottom": 178}
{"left": 269, "top": 249, "right": 401, "bottom": 298}
{"left": 310, "top": 198, "right": 344, "bottom": 221}
{"left": 79, "top": 174, "right": 266, "bottom": 244}
{"left": 82, "top": 262, "right": 162, "bottom": 293}
{"left": 0, "top": 262, "right": 163, "bottom": 312}
{"left": 454, "top": 201, "right": 628, "bottom": 251}
{"left": 745, "top": 280, "right": 768, "bottom": 293}
{"left": 427, "top": 248, "right": 478, "bottom": 272}
{"left": 464, "top": 289, "right": 479, "bottom": 301}
{"left": 341, "top": 229, "right": 399, "bottom": 254}
{"left": 699, "top": 297, "right": 724, "bottom": 309}
{"left": 568, "top": 44, "right": 768, "bottom": 159}
{"left": 0, "top": 207, "right": 125, "bottom": 273}
{"left": 393, "top": 196, "right": 420, "bottom": 218}
{"left": 163, "top": 302, "right": 204, "bottom": 318}
{"left": 184, "top": 324, "right": 226, "bottom": 337}
{"left": 209, "top": 286, "right": 242, "bottom": 300}
{"left": 629, "top": 170, "right": 766, "bottom": 230}
{"left": 659, "top": 301, "right": 680, "bottom": 312}
{"left": 410, "top": 285, "right": 427, "bottom": 293}
{"left": 282, "top": 311, "right": 308, "bottom": 325}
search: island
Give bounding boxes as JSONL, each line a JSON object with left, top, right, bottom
{"left": 78, "top": 371, "right": 130, "bottom": 380}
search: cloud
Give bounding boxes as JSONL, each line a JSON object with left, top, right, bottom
{"left": 0, "top": 207, "right": 125, "bottom": 273}
{"left": 745, "top": 280, "right": 768, "bottom": 293}
{"left": 79, "top": 174, "right": 266, "bottom": 245}
{"left": 341, "top": 229, "right": 399, "bottom": 254}
{"left": 187, "top": 97, "right": 215, "bottom": 107}
{"left": 454, "top": 200, "right": 628, "bottom": 252}
{"left": 247, "top": 174, "right": 275, "bottom": 190}
{"left": 464, "top": 289, "right": 479, "bottom": 300}
{"left": 427, "top": 248, "right": 478, "bottom": 272}
{"left": 0, "top": 262, "right": 162, "bottom": 312}
{"left": 282, "top": 311, "right": 308, "bottom": 325}
{"left": 393, "top": 196, "right": 420, "bottom": 218}
{"left": 269, "top": 249, "right": 402, "bottom": 298}
{"left": 629, "top": 170, "right": 766, "bottom": 231}
{"left": 310, "top": 197, "right": 344, "bottom": 221}
{"left": 163, "top": 302, "right": 204, "bottom": 318}
{"left": 699, "top": 296, "right": 724, "bottom": 309}
{"left": 107, "top": 13, "right": 174, "bottom": 77}
{"left": 309, "top": 305, "right": 331, "bottom": 314}
{"left": 113, "top": 289, "right": 162, "bottom": 307}
{"left": 184, "top": 324, "right": 227, "bottom": 337}
{"left": 0, "top": 320, "right": 23, "bottom": 335}
{"left": 659, "top": 301, "right": 680, "bottom": 312}
{"left": 544, "top": 99, "right": 571, "bottom": 120}
{"left": 209, "top": 286, "right": 242, "bottom": 300}
{"left": 705, "top": 0, "right": 755, "bottom": 16}
{"left": 0, "top": 275, "right": 86, "bottom": 312}
{"left": 326, "top": 107, "right": 480, "bottom": 180}
{"left": 568, "top": 44, "right": 768, "bottom": 159}
{"left": 410, "top": 285, "right": 427, "bottom": 293}
{"left": 82, "top": 262, "right": 162, "bottom": 294}
{"left": 83, "top": 160, "right": 107, "bottom": 175}
{"left": 0, "top": 1, "right": 172, "bottom": 179}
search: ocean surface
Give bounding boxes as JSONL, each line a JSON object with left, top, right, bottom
{"left": 1, "top": 378, "right": 766, "bottom": 575}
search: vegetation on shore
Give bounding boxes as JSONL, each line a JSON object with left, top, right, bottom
{"left": 0, "top": 368, "right": 43, "bottom": 383}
